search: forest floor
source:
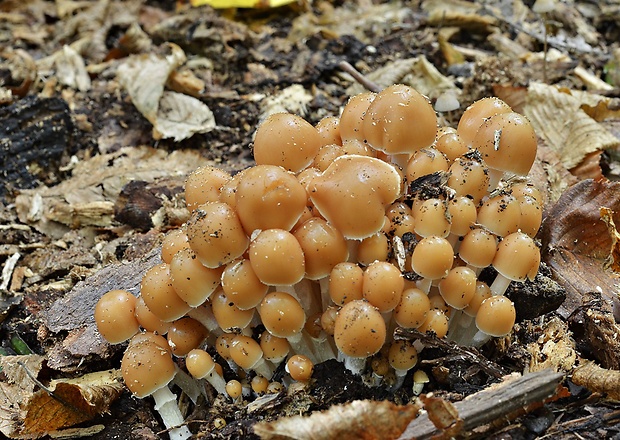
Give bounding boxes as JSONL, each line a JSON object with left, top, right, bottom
{"left": 1, "top": 0, "right": 620, "bottom": 439}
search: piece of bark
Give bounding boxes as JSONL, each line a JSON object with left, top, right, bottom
{"left": 397, "top": 370, "right": 565, "bottom": 440}
{"left": 0, "top": 95, "right": 75, "bottom": 199}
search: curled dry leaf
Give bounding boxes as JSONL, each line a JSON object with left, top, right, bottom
{"left": 419, "top": 394, "right": 462, "bottom": 437}
{"left": 253, "top": 399, "right": 420, "bottom": 440}
{"left": 524, "top": 82, "right": 619, "bottom": 170}
{"left": 540, "top": 179, "right": 620, "bottom": 317}
{"left": 572, "top": 361, "right": 620, "bottom": 401}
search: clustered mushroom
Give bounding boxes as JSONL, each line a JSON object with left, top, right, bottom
{"left": 94, "top": 85, "right": 542, "bottom": 434}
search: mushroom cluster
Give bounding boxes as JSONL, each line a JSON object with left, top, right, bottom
{"left": 94, "top": 85, "right": 541, "bottom": 430}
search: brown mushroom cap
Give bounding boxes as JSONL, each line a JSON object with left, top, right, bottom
{"left": 249, "top": 229, "right": 306, "bottom": 286}
{"left": 448, "top": 196, "right": 477, "bottom": 237}
{"left": 170, "top": 248, "right": 223, "bottom": 307}
{"left": 438, "top": 266, "right": 477, "bottom": 310}
{"left": 185, "top": 166, "right": 231, "bottom": 212}
{"left": 253, "top": 112, "right": 322, "bottom": 173}
{"left": 477, "top": 193, "right": 521, "bottom": 238}
{"left": 315, "top": 116, "right": 342, "bottom": 146}
{"left": 286, "top": 354, "right": 314, "bottom": 382}
{"left": 417, "top": 308, "right": 449, "bottom": 338}
{"left": 186, "top": 201, "right": 249, "bottom": 269}
{"left": 260, "top": 331, "right": 290, "bottom": 363}
{"left": 334, "top": 299, "right": 387, "bottom": 358}
{"left": 329, "top": 262, "right": 364, "bottom": 305}
{"left": 447, "top": 155, "right": 490, "bottom": 205}
{"left": 459, "top": 228, "right": 498, "bottom": 269}
{"left": 517, "top": 195, "right": 542, "bottom": 238}
{"left": 167, "top": 317, "right": 209, "bottom": 357}
{"left": 475, "top": 296, "right": 516, "bottom": 337}
{"left": 235, "top": 164, "right": 307, "bottom": 234}
{"left": 405, "top": 147, "right": 450, "bottom": 183}
{"left": 393, "top": 287, "right": 431, "bottom": 329}
{"left": 134, "top": 296, "right": 171, "bottom": 335}
{"left": 210, "top": 289, "right": 255, "bottom": 332}
{"left": 293, "top": 217, "right": 349, "bottom": 280}
{"left": 225, "top": 380, "right": 243, "bottom": 399}
{"left": 362, "top": 84, "right": 437, "bottom": 155}
{"left": 472, "top": 112, "right": 537, "bottom": 176}
{"left": 308, "top": 155, "right": 402, "bottom": 239}
{"left": 259, "top": 291, "right": 306, "bottom": 339}
{"left": 140, "top": 263, "right": 191, "bottom": 322}
{"left": 414, "top": 198, "right": 451, "bottom": 238}
{"left": 411, "top": 236, "right": 454, "bottom": 280}
{"left": 434, "top": 132, "right": 469, "bottom": 163}
{"left": 463, "top": 281, "right": 493, "bottom": 317}
{"left": 186, "top": 348, "right": 216, "bottom": 379}
{"left": 362, "top": 261, "right": 404, "bottom": 313}
{"left": 221, "top": 259, "right": 269, "bottom": 310}
{"left": 229, "top": 335, "right": 265, "bottom": 370}
{"left": 95, "top": 289, "right": 140, "bottom": 344}
{"left": 388, "top": 339, "right": 419, "bottom": 372}
{"left": 339, "top": 92, "right": 376, "bottom": 143}
{"left": 121, "top": 338, "right": 176, "bottom": 398}
{"left": 356, "top": 232, "right": 390, "bottom": 266}
{"left": 161, "top": 229, "right": 190, "bottom": 264}
{"left": 456, "top": 97, "right": 512, "bottom": 147}
{"left": 493, "top": 231, "right": 540, "bottom": 282}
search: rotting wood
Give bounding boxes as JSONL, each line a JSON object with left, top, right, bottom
{"left": 397, "top": 369, "right": 564, "bottom": 440}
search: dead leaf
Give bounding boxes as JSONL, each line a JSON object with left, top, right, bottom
{"left": 253, "top": 399, "right": 420, "bottom": 440}
{"left": 524, "top": 82, "right": 619, "bottom": 169}
{"left": 526, "top": 317, "right": 577, "bottom": 373}
{"left": 152, "top": 91, "right": 216, "bottom": 141}
{"left": 22, "top": 370, "right": 123, "bottom": 436}
{"left": 572, "top": 361, "right": 620, "bottom": 400}
{"left": 55, "top": 45, "right": 91, "bottom": 92}
{"left": 419, "top": 394, "right": 463, "bottom": 436}
{"left": 600, "top": 207, "right": 620, "bottom": 272}
{"left": 540, "top": 179, "right": 620, "bottom": 317}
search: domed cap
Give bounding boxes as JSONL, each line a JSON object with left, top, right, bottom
{"left": 140, "top": 263, "right": 191, "bottom": 322}
{"left": 456, "top": 97, "right": 512, "bottom": 147}
{"left": 121, "top": 338, "right": 175, "bottom": 398}
{"left": 249, "top": 229, "right": 305, "bottom": 286}
{"left": 493, "top": 231, "right": 540, "bottom": 282}
{"left": 259, "top": 291, "right": 306, "bottom": 338}
{"left": 475, "top": 296, "right": 516, "bottom": 337}
{"left": 95, "top": 289, "right": 139, "bottom": 344}
{"left": 334, "top": 299, "right": 386, "bottom": 358}
{"left": 185, "top": 166, "right": 231, "bottom": 212}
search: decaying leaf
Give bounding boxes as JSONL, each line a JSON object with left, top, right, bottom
{"left": 116, "top": 43, "right": 215, "bottom": 141}
{"left": 600, "top": 207, "right": 620, "bottom": 272}
{"left": 22, "top": 370, "right": 123, "bottom": 436}
{"left": 540, "top": 179, "right": 620, "bottom": 317}
{"left": 423, "top": 0, "right": 497, "bottom": 31}
{"left": 524, "top": 82, "right": 620, "bottom": 169}
{"left": 577, "top": 294, "right": 620, "bottom": 370}
{"left": 253, "top": 399, "right": 420, "bottom": 440}
{"left": 419, "top": 394, "right": 463, "bottom": 437}
{"left": 572, "top": 361, "right": 620, "bottom": 401}
{"left": 54, "top": 45, "right": 91, "bottom": 92}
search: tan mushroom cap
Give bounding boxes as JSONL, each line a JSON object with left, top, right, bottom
{"left": 253, "top": 112, "right": 322, "bottom": 173}
{"left": 334, "top": 299, "right": 387, "bottom": 358}
{"left": 308, "top": 155, "right": 402, "bottom": 240}
{"left": 260, "top": 331, "right": 290, "bottom": 363}
{"left": 186, "top": 201, "right": 249, "bottom": 269}
{"left": 140, "top": 263, "right": 191, "bottom": 322}
{"left": 249, "top": 229, "right": 306, "bottom": 286}
{"left": 315, "top": 116, "right": 342, "bottom": 146}
{"left": 447, "top": 155, "right": 490, "bottom": 205}
{"left": 134, "top": 296, "right": 171, "bottom": 335}
{"left": 517, "top": 195, "right": 542, "bottom": 238}
{"left": 493, "top": 231, "right": 540, "bottom": 282}
{"left": 185, "top": 166, "right": 231, "bottom": 212}
{"left": 438, "top": 266, "right": 477, "bottom": 310}
{"left": 312, "top": 144, "right": 345, "bottom": 172}
{"left": 121, "top": 338, "right": 176, "bottom": 398}
{"left": 286, "top": 354, "right": 314, "bottom": 382}
{"left": 167, "top": 317, "right": 209, "bottom": 357}
{"left": 186, "top": 348, "right": 216, "bottom": 379}
{"left": 448, "top": 196, "right": 477, "bottom": 237}
{"left": 128, "top": 331, "right": 169, "bottom": 349}
{"left": 463, "top": 281, "right": 493, "bottom": 317}
{"left": 329, "top": 262, "right": 364, "bottom": 305}
{"left": 320, "top": 306, "right": 338, "bottom": 336}
{"left": 221, "top": 259, "right": 268, "bottom": 310}
{"left": 405, "top": 147, "right": 450, "bottom": 183}
{"left": 510, "top": 182, "right": 543, "bottom": 205}
{"left": 362, "top": 261, "right": 404, "bottom": 313}
{"left": 217, "top": 168, "right": 248, "bottom": 209}
{"left": 161, "top": 228, "right": 190, "bottom": 264}
{"left": 456, "top": 97, "right": 512, "bottom": 147}
{"left": 339, "top": 91, "right": 376, "bottom": 143}
{"left": 170, "top": 247, "right": 223, "bottom": 307}
{"left": 95, "top": 289, "right": 140, "bottom": 344}
{"left": 388, "top": 339, "right": 419, "bottom": 372}
{"left": 225, "top": 380, "right": 243, "bottom": 399}
{"left": 356, "top": 232, "right": 390, "bottom": 266}
{"left": 293, "top": 217, "right": 349, "bottom": 280}
{"left": 411, "top": 236, "right": 454, "bottom": 280}
{"left": 362, "top": 84, "right": 437, "bottom": 155}
{"left": 434, "top": 132, "right": 469, "bottom": 163}
{"left": 229, "top": 335, "right": 265, "bottom": 370}
{"left": 459, "top": 228, "right": 498, "bottom": 269}
{"left": 211, "top": 289, "right": 255, "bottom": 332}
{"left": 251, "top": 375, "right": 269, "bottom": 394}
{"left": 472, "top": 112, "right": 537, "bottom": 176}
{"left": 475, "top": 296, "right": 516, "bottom": 337}
{"left": 215, "top": 333, "right": 235, "bottom": 362}
{"left": 418, "top": 308, "right": 449, "bottom": 338}
{"left": 235, "top": 165, "right": 307, "bottom": 234}
{"left": 259, "top": 291, "right": 306, "bottom": 338}
{"left": 477, "top": 193, "right": 521, "bottom": 238}
{"left": 414, "top": 198, "right": 451, "bottom": 238}
{"left": 393, "top": 287, "right": 431, "bottom": 329}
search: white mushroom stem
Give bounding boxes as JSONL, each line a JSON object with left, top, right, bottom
{"left": 172, "top": 366, "right": 204, "bottom": 404}
{"left": 151, "top": 386, "right": 192, "bottom": 440}
{"left": 489, "top": 273, "right": 512, "bottom": 296}
{"left": 204, "top": 370, "right": 227, "bottom": 396}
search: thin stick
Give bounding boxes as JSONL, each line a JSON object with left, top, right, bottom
{"left": 338, "top": 61, "right": 381, "bottom": 93}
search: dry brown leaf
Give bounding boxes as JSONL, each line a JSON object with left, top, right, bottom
{"left": 253, "top": 399, "right": 420, "bottom": 440}
{"left": 22, "top": 370, "right": 123, "bottom": 436}
{"left": 572, "top": 361, "right": 620, "bottom": 400}
{"left": 540, "top": 179, "right": 620, "bottom": 317}
{"left": 423, "top": 0, "right": 497, "bottom": 31}
{"left": 524, "top": 82, "right": 619, "bottom": 169}
{"left": 419, "top": 394, "right": 463, "bottom": 437}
